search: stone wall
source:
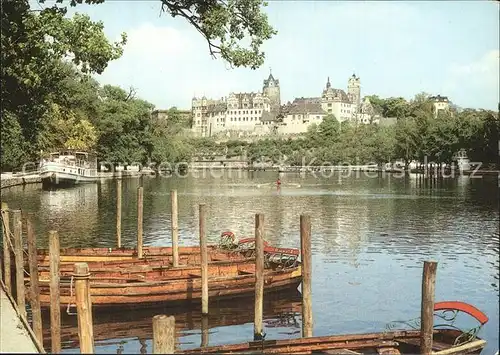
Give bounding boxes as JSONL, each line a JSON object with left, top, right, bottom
{"left": 0, "top": 174, "right": 41, "bottom": 189}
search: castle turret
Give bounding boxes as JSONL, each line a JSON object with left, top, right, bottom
{"left": 347, "top": 73, "right": 361, "bottom": 106}
{"left": 262, "top": 69, "right": 281, "bottom": 111}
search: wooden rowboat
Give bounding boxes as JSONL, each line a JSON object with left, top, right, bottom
{"left": 31, "top": 231, "right": 282, "bottom": 265}
{"left": 31, "top": 262, "right": 302, "bottom": 308}
{"left": 30, "top": 236, "right": 299, "bottom": 283}
{"left": 178, "top": 329, "right": 486, "bottom": 354}
{"left": 33, "top": 254, "right": 296, "bottom": 281}
{"left": 181, "top": 301, "right": 489, "bottom": 354}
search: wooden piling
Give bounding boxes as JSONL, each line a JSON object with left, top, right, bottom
{"left": 152, "top": 315, "right": 175, "bottom": 354}
{"left": 137, "top": 186, "right": 144, "bottom": 258}
{"left": 1, "top": 202, "right": 12, "bottom": 292}
{"left": 26, "top": 216, "right": 43, "bottom": 344}
{"left": 116, "top": 178, "right": 122, "bottom": 248}
{"left": 74, "top": 262, "right": 94, "bottom": 354}
{"left": 12, "top": 210, "right": 26, "bottom": 319}
{"left": 201, "top": 315, "right": 209, "bottom": 347}
{"left": 199, "top": 204, "right": 208, "bottom": 315}
{"left": 420, "top": 260, "right": 438, "bottom": 355}
{"left": 49, "top": 230, "right": 61, "bottom": 353}
{"left": 171, "top": 190, "right": 179, "bottom": 267}
{"left": 254, "top": 213, "right": 265, "bottom": 341}
{"left": 300, "top": 214, "right": 313, "bottom": 338}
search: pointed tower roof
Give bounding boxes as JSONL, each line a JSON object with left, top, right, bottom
{"left": 268, "top": 67, "right": 275, "bottom": 82}
{"left": 326, "top": 76, "right": 331, "bottom": 89}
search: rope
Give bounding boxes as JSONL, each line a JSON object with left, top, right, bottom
{"left": 66, "top": 276, "right": 77, "bottom": 315}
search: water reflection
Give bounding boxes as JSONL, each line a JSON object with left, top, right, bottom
{"left": 3, "top": 172, "right": 499, "bottom": 354}
{"left": 42, "top": 290, "right": 302, "bottom": 353}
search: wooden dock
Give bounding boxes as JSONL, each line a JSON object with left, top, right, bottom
{"left": 0, "top": 286, "right": 39, "bottom": 353}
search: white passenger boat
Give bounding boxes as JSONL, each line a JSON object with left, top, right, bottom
{"left": 39, "top": 150, "right": 98, "bottom": 188}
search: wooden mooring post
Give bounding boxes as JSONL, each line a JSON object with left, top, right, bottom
{"left": 26, "top": 216, "right": 43, "bottom": 344}
{"left": 171, "top": 190, "right": 179, "bottom": 267}
{"left": 137, "top": 186, "right": 144, "bottom": 258}
{"left": 300, "top": 214, "right": 313, "bottom": 338}
{"left": 420, "top": 260, "right": 438, "bottom": 355}
{"left": 201, "top": 314, "right": 209, "bottom": 347}
{"left": 49, "top": 230, "right": 61, "bottom": 353}
{"left": 12, "top": 209, "right": 26, "bottom": 319}
{"left": 199, "top": 204, "right": 208, "bottom": 315}
{"left": 254, "top": 213, "right": 265, "bottom": 341}
{"left": 1, "top": 202, "right": 12, "bottom": 292}
{"left": 74, "top": 262, "right": 94, "bottom": 354}
{"left": 152, "top": 315, "right": 175, "bottom": 354}
{"left": 116, "top": 177, "right": 122, "bottom": 248}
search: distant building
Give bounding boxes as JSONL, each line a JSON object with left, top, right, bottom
{"left": 429, "top": 95, "right": 450, "bottom": 117}
{"left": 191, "top": 72, "right": 383, "bottom": 138}
{"left": 151, "top": 109, "right": 192, "bottom": 125}
{"left": 191, "top": 71, "right": 280, "bottom": 138}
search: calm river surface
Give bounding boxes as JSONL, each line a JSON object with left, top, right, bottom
{"left": 2, "top": 171, "right": 499, "bottom": 354}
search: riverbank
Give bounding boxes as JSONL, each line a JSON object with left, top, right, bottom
{"left": 0, "top": 171, "right": 150, "bottom": 190}
{"left": 0, "top": 173, "right": 41, "bottom": 189}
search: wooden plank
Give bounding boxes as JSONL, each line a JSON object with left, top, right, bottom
{"left": 431, "top": 339, "right": 486, "bottom": 355}
{"left": 324, "top": 349, "right": 362, "bottom": 354}
{"left": 396, "top": 338, "right": 450, "bottom": 351}
{"left": 377, "top": 347, "right": 401, "bottom": 354}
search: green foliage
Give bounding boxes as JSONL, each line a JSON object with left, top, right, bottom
{"left": 49, "top": 0, "right": 276, "bottom": 70}
{"left": 160, "top": 0, "right": 277, "bottom": 69}
{"left": 1, "top": 0, "right": 127, "bottom": 167}
{"left": 185, "top": 96, "right": 498, "bottom": 169}
{"left": 1, "top": 112, "right": 26, "bottom": 171}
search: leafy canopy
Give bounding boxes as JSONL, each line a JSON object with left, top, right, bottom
{"left": 42, "top": 0, "right": 277, "bottom": 69}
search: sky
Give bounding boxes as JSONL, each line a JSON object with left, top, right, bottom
{"left": 33, "top": 0, "right": 499, "bottom": 111}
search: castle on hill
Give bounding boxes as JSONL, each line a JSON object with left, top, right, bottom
{"left": 190, "top": 71, "right": 391, "bottom": 138}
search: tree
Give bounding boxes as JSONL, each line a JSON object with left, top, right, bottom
{"left": 394, "top": 117, "right": 419, "bottom": 168}
{"left": 316, "top": 115, "right": 340, "bottom": 144}
{"left": 41, "top": 0, "right": 276, "bottom": 70}
{"left": 382, "top": 97, "right": 410, "bottom": 119}
{"left": 1, "top": 0, "right": 127, "bottom": 161}
{"left": 95, "top": 85, "right": 154, "bottom": 165}
{"left": 1, "top": 112, "right": 26, "bottom": 171}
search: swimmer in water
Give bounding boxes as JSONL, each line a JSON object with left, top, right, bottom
{"left": 276, "top": 178, "right": 281, "bottom": 188}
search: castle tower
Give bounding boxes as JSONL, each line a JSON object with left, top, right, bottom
{"left": 262, "top": 69, "right": 281, "bottom": 111}
{"left": 347, "top": 73, "right": 361, "bottom": 106}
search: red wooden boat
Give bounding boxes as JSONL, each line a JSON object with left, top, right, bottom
{"left": 31, "top": 231, "right": 285, "bottom": 265}
{"left": 180, "top": 301, "right": 489, "bottom": 354}
{"left": 32, "top": 261, "right": 302, "bottom": 309}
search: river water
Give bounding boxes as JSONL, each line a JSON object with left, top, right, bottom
{"left": 2, "top": 171, "right": 499, "bottom": 354}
